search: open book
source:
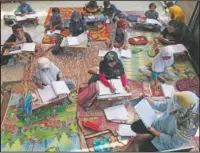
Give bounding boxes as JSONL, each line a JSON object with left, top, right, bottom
{"left": 104, "top": 104, "right": 128, "bottom": 121}
{"left": 16, "top": 14, "right": 37, "bottom": 21}
{"left": 134, "top": 99, "right": 157, "bottom": 128}
{"left": 47, "top": 30, "right": 61, "bottom": 36}
{"left": 67, "top": 32, "right": 88, "bottom": 46}
{"left": 160, "top": 44, "right": 188, "bottom": 54}
{"left": 9, "top": 43, "right": 36, "bottom": 55}
{"left": 37, "top": 81, "right": 70, "bottom": 103}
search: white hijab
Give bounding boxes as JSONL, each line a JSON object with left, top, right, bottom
{"left": 35, "top": 57, "right": 60, "bottom": 85}
{"left": 152, "top": 48, "right": 174, "bottom": 73}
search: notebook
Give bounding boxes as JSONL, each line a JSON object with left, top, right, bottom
{"left": 160, "top": 44, "right": 188, "bottom": 54}
{"left": 67, "top": 32, "right": 88, "bottom": 46}
{"left": 134, "top": 99, "right": 157, "bottom": 128}
{"left": 161, "top": 84, "right": 175, "bottom": 98}
{"left": 146, "top": 18, "right": 162, "bottom": 26}
{"left": 16, "top": 14, "right": 37, "bottom": 21}
{"left": 117, "top": 124, "right": 136, "bottom": 136}
{"left": 104, "top": 104, "right": 128, "bottom": 121}
{"left": 98, "top": 79, "right": 127, "bottom": 95}
{"left": 47, "top": 30, "right": 61, "bottom": 36}
{"left": 9, "top": 43, "right": 36, "bottom": 55}
{"left": 37, "top": 81, "right": 70, "bottom": 103}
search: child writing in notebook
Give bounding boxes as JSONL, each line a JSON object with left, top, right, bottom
{"left": 88, "top": 51, "right": 131, "bottom": 93}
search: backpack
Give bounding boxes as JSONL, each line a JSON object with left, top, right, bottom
{"left": 128, "top": 36, "right": 148, "bottom": 45}
{"left": 16, "top": 92, "right": 33, "bottom": 120}
{"left": 77, "top": 82, "right": 99, "bottom": 111}
{"left": 4, "top": 15, "right": 16, "bottom": 26}
{"left": 126, "top": 14, "right": 140, "bottom": 22}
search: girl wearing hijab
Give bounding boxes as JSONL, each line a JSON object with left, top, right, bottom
{"left": 125, "top": 91, "right": 199, "bottom": 152}
{"left": 106, "top": 19, "right": 128, "bottom": 50}
{"left": 69, "top": 11, "right": 88, "bottom": 37}
{"left": 139, "top": 48, "right": 177, "bottom": 89}
{"left": 34, "top": 57, "right": 75, "bottom": 90}
{"left": 88, "top": 51, "right": 130, "bottom": 92}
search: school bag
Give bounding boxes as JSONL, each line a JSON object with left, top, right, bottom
{"left": 77, "top": 82, "right": 99, "bottom": 111}
{"left": 3, "top": 15, "right": 16, "bottom": 26}
{"left": 128, "top": 36, "right": 148, "bottom": 45}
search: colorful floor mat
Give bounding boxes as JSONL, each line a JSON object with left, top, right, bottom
{"left": 1, "top": 97, "right": 81, "bottom": 151}
{"left": 42, "top": 7, "right": 110, "bottom": 44}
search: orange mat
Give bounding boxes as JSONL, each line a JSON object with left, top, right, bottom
{"left": 42, "top": 7, "right": 110, "bottom": 44}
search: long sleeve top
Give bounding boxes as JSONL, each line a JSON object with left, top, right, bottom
{"left": 150, "top": 100, "right": 191, "bottom": 151}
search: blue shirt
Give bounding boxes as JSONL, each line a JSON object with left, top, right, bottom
{"left": 150, "top": 100, "right": 191, "bottom": 151}
{"left": 16, "top": 4, "right": 35, "bottom": 14}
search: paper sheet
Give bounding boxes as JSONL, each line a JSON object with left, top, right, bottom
{"left": 121, "top": 49, "right": 132, "bottom": 58}
{"left": 22, "top": 43, "right": 36, "bottom": 52}
{"left": 161, "top": 84, "right": 174, "bottom": 98}
{"left": 134, "top": 99, "right": 157, "bottom": 128}
{"left": 110, "top": 79, "right": 127, "bottom": 94}
{"left": 47, "top": 30, "right": 61, "bottom": 36}
{"left": 51, "top": 81, "right": 70, "bottom": 95}
{"left": 98, "top": 50, "right": 108, "bottom": 57}
{"left": 146, "top": 18, "right": 162, "bottom": 26}
{"left": 97, "top": 81, "right": 112, "bottom": 95}
{"left": 67, "top": 33, "right": 87, "bottom": 46}
{"left": 160, "top": 44, "right": 188, "bottom": 54}
{"left": 104, "top": 104, "right": 128, "bottom": 121}
{"left": 16, "top": 16, "right": 27, "bottom": 21}
{"left": 25, "top": 14, "right": 37, "bottom": 19}
{"left": 37, "top": 85, "right": 57, "bottom": 103}
{"left": 117, "top": 124, "right": 136, "bottom": 136}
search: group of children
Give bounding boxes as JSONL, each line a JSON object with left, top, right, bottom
{"left": 2, "top": 1, "right": 199, "bottom": 152}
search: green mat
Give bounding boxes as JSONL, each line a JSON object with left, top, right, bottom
{"left": 121, "top": 30, "right": 197, "bottom": 81}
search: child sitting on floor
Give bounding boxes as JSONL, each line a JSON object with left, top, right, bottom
{"left": 145, "top": 3, "right": 159, "bottom": 20}
{"left": 44, "top": 7, "right": 64, "bottom": 33}
{"left": 84, "top": 0, "right": 100, "bottom": 14}
{"left": 102, "top": 0, "right": 122, "bottom": 23}
{"left": 106, "top": 19, "right": 128, "bottom": 50}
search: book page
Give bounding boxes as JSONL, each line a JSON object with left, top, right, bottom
{"left": 161, "top": 84, "right": 174, "bottom": 98}
{"left": 16, "top": 16, "right": 27, "bottom": 21}
{"left": 25, "top": 14, "right": 37, "bottom": 19}
{"left": 67, "top": 36, "right": 79, "bottom": 46}
{"left": 98, "top": 50, "right": 108, "bottom": 57}
{"left": 160, "top": 44, "right": 188, "bottom": 54}
{"left": 22, "top": 43, "right": 36, "bottom": 52}
{"left": 97, "top": 81, "right": 112, "bottom": 95}
{"left": 146, "top": 18, "right": 162, "bottom": 26}
{"left": 104, "top": 104, "right": 128, "bottom": 121}
{"left": 51, "top": 81, "right": 70, "bottom": 96}
{"left": 77, "top": 32, "right": 88, "bottom": 44}
{"left": 110, "top": 79, "right": 127, "bottom": 94}
{"left": 117, "top": 124, "right": 136, "bottom": 137}
{"left": 121, "top": 49, "right": 132, "bottom": 58}
{"left": 134, "top": 99, "right": 157, "bottom": 128}
{"left": 37, "top": 85, "right": 57, "bottom": 103}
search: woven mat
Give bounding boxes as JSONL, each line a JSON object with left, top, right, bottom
{"left": 42, "top": 7, "right": 110, "bottom": 44}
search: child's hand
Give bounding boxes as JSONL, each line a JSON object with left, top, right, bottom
{"left": 110, "top": 84, "right": 116, "bottom": 93}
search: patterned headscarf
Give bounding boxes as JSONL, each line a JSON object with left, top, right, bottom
{"left": 174, "top": 91, "right": 199, "bottom": 142}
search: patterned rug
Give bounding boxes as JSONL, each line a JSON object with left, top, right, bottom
{"left": 1, "top": 97, "right": 81, "bottom": 151}
{"left": 42, "top": 7, "right": 110, "bottom": 44}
